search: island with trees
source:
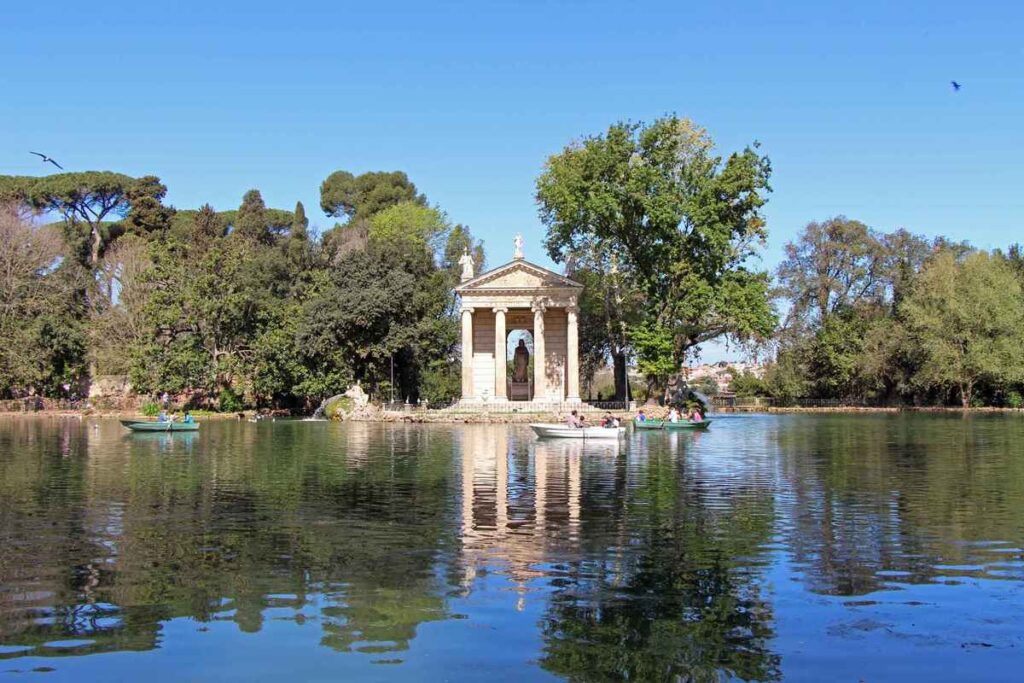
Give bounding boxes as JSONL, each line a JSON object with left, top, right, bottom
{"left": 3, "top": 115, "right": 1023, "bottom": 414}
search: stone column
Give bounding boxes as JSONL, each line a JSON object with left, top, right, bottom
{"left": 532, "top": 302, "right": 546, "bottom": 401}
{"left": 461, "top": 307, "right": 474, "bottom": 400}
{"left": 493, "top": 308, "right": 507, "bottom": 401}
{"left": 566, "top": 304, "right": 581, "bottom": 402}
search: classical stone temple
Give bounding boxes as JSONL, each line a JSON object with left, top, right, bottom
{"left": 455, "top": 237, "right": 583, "bottom": 404}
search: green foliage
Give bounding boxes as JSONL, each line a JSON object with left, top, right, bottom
{"left": 0, "top": 171, "right": 142, "bottom": 266}
{"left": 218, "top": 387, "right": 244, "bottom": 412}
{"left": 141, "top": 401, "right": 160, "bottom": 417}
{"left": 777, "top": 217, "right": 887, "bottom": 324}
{"left": 368, "top": 201, "right": 449, "bottom": 252}
{"left": 419, "top": 359, "right": 461, "bottom": 403}
{"left": 630, "top": 322, "right": 677, "bottom": 390}
{"left": 234, "top": 189, "right": 270, "bottom": 243}
{"left": 729, "top": 369, "right": 768, "bottom": 396}
{"left": 537, "top": 115, "right": 776, "bottom": 393}
{"left": 125, "top": 176, "right": 175, "bottom": 236}
{"left": 690, "top": 376, "right": 720, "bottom": 397}
{"left": 292, "top": 201, "right": 308, "bottom": 239}
{"left": 1, "top": 166, "right": 473, "bottom": 409}
{"left": 804, "top": 311, "right": 869, "bottom": 398}
{"left": 190, "top": 204, "right": 224, "bottom": 242}
{"left": 900, "top": 251, "right": 1024, "bottom": 407}
{"left": 773, "top": 216, "right": 1024, "bottom": 407}
{"left": 320, "top": 170, "right": 424, "bottom": 221}
{"left": 0, "top": 205, "right": 89, "bottom": 398}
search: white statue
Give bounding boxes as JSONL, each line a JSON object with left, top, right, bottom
{"left": 458, "top": 248, "right": 475, "bottom": 281}
{"left": 513, "top": 233, "right": 524, "bottom": 260}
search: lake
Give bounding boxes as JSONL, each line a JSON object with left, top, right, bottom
{"left": 1, "top": 414, "right": 1022, "bottom": 681}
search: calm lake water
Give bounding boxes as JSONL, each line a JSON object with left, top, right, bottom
{"left": 1, "top": 414, "right": 1022, "bottom": 682}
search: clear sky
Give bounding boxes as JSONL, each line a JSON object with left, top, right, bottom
{"left": 3, "top": 1, "right": 1021, "bottom": 360}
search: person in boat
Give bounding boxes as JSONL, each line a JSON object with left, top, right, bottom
{"left": 182, "top": 412, "right": 195, "bottom": 424}
{"left": 635, "top": 409, "right": 647, "bottom": 423}
{"left": 158, "top": 409, "right": 168, "bottom": 422}
{"left": 688, "top": 406, "right": 704, "bottom": 423}
{"left": 566, "top": 410, "right": 582, "bottom": 428}
{"left": 601, "top": 412, "right": 616, "bottom": 428}
{"left": 668, "top": 407, "right": 680, "bottom": 423}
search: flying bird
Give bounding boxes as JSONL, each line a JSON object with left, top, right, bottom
{"left": 951, "top": 81, "right": 962, "bottom": 92}
{"left": 29, "top": 151, "right": 63, "bottom": 170}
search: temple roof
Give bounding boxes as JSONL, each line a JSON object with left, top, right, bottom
{"left": 455, "top": 258, "right": 583, "bottom": 294}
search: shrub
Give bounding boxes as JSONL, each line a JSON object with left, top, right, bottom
{"left": 141, "top": 401, "right": 160, "bottom": 417}
{"left": 218, "top": 387, "right": 244, "bottom": 412}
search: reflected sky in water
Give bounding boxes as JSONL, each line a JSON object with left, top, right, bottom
{"left": 0, "top": 414, "right": 1022, "bottom": 681}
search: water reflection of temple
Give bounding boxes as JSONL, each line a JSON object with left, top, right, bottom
{"left": 457, "top": 426, "right": 610, "bottom": 610}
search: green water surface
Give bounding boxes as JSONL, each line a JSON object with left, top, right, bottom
{"left": 0, "top": 414, "right": 1022, "bottom": 681}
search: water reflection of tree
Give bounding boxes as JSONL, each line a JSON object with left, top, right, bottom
{"left": 775, "top": 414, "right": 1024, "bottom": 595}
{"left": 0, "top": 420, "right": 459, "bottom": 660}
{"left": 539, "top": 450, "right": 781, "bottom": 683}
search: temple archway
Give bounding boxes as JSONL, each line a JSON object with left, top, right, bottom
{"left": 506, "top": 330, "right": 534, "bottom": 401}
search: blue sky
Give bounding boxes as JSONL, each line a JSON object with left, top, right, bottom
{"left": 3, "top": 1, "right": 1021, "bottom": 359}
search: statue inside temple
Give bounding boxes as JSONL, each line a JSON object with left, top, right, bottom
{"left": 512, "top": 338, "right": 530, "bottom": 382}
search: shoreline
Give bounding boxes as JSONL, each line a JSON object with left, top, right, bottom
{"left": 3, "top": 405, "right": 1024, "bottom": 423}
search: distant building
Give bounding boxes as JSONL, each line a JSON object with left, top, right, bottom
{"left": 684, "top": 361, "right": 765, "bottom": 394}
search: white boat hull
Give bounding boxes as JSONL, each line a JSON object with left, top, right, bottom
{"left": 530, "top": 424, "right": 625, "bottom": 439}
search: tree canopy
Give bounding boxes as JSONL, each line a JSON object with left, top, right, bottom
{"left": 537, "top": 115, "right": 776, "bottom": 395}
{"left": 320, "top": 170, "right": 425, "bottom": 221}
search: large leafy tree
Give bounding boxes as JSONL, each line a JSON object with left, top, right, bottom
{"left": 0, "top": 171, "right": 142, "bottom": 267}
{"left": 319, "top": 170, "right": 425, "bottom": 221}
{"left": 776, "top": 217, "right": 887, "bottom": 327}
{"left": 233, "top": 189, "right": 271, "bottom": 243}
{"left": 124, "top": 176, "right": 175, "bottom": 237}
{"left": 537, "top": 116, "right": 776, "bottom": 391}
{"left": 900, "top": 251, "right": 1024, "bottom": 407}
{"left": 0, "top": 204, "right": 88, "bottom": 397}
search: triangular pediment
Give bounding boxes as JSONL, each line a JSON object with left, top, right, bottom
{"left": 456, "top": 259, "right": 582, "bottom": 293}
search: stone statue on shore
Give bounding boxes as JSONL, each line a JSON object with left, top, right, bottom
{"left": 512, "top": 339, "right": 530, "bottom": 382}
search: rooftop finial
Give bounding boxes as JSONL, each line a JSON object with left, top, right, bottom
{"left": 513, "top": 233, "right": 524, "bottom": 260}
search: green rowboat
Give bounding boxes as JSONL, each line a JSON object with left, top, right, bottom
{"left": 634, "top": 419, "right": 666, "bottom": 430}
{"left": 664, "top": 420, "right": 711, "bottom": 430}
{"left": 121, "top": 419, "right": 199, "bottom": 432}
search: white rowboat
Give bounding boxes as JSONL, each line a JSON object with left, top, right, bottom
{"left": 530, "top": 424, "right": 625, "bottom": 439}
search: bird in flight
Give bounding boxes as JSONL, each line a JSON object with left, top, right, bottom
{"left": 29, "top": 151, "right": 63, "bottom": 170}
{"left": 951, "top": 80, "right": 962, "bottom": 92}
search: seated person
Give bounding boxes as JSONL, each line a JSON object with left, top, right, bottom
{"left": 667, "top": 407, "right": 680, "bottom": 423}
{"left": 635, "top": 409, "right": 647, "bottom": 423}
{"left": 689, "top": 407, "right": 704, "bottom": 423}
{"left": 566, "top": 410, "right": 582, "bottom": 428}
{"left": 158, "top": 410, "right": 168, "bottom": 422}
{"left": 601, "top": 412, "right": 616, "bottom": 428}
{"left": 182, "top": 412, "right": 195, "bottom": 424}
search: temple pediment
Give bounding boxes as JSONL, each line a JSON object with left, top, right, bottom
{"left": 456, "top": 259, "right": 582, "bottom": 294}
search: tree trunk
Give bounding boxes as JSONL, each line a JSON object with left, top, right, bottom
{"left": 612, "top": 351, "right": 628, "bottom": 402}
{"left": 960, "top": 383, "right": 971, "bottom": 409}
{"left": 90, "top": 223, "right": 102, "bottom": 267}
